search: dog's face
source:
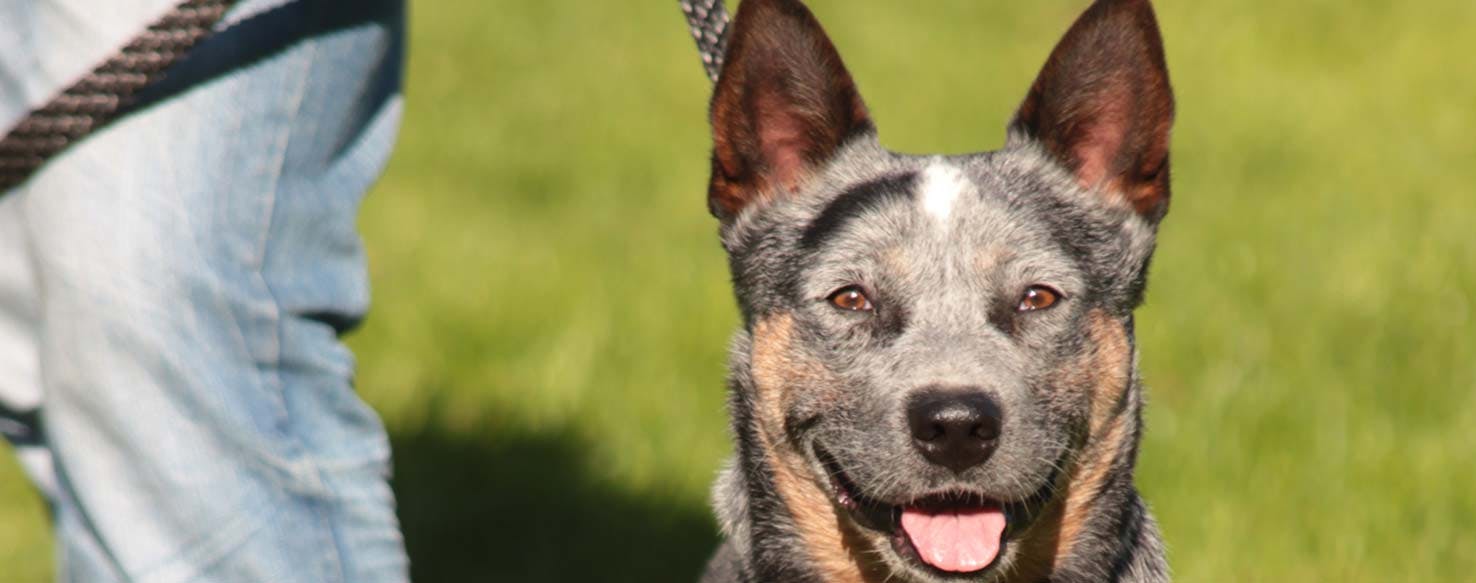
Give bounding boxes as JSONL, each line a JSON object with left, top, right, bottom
{"left": 707, "top": 0, "right": 1173, "bottom": 581}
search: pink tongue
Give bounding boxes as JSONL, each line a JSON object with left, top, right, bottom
{"left": 900, "top": 506, "right": 1007, "bottom": 573}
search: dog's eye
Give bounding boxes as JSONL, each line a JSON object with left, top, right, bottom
{"left": 828, "top": 286, "right": 873, "bottom": 312}
{"left": 1017, "top": 285, "right": 1062, "bottom": 312}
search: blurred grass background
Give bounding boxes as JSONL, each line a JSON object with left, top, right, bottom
{"left": 3, "top": 0, "right": 1475, "bottom": 580}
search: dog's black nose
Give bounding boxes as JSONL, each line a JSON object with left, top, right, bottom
{"left": 906, "top": 390, "right": 1002, "bottom": 473}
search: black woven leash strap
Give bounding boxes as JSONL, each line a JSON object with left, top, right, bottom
{"left": 678, "top": 0, "right": 731, "bottom": 83}
{"left": 0, "top": 0, "right": 239, "bottom": 191}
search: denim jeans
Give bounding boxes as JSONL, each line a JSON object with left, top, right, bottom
{"left": 0, "top": 1, "right": 410, "bottom": 581}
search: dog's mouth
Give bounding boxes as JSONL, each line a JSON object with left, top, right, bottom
{"left": 816, "top": 446, "right": 1055, "bottom": 577}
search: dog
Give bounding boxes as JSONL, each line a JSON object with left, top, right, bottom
{"left": 696, "top": 0, "right": 1175, "bottom": 581}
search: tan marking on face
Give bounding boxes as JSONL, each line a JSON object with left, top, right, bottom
{"left": 767, "top": 450, "right": 893, "bottom": 583}
{"left": 1003, "top": 428, "right": 1132, "bottom": 581}
{"left": 750, "top": 314, "right": 810, "bottom": 444}
{"left": 1005, "top": 310, "right": 1136, "bottom": 576}
{"left": 1054, "top": 406, "right": 1131, "bottom": 561}
{"left": 1054, "top": 310, "right": 1135, "bottom": 561}
{"left": 750, "top": 314, "right": 892, "bottom": 582}
{"left": 1084, "top": 310, "right": 1133, "bottom": 436}
{"left": 998, "top": 499, "right": 1065, "bottom": 582}
{"left": 878, "top": 247, "right": 908, "bottom": 274}
{"left": 973, "top": 245, "right": 1016, "bottom": 273}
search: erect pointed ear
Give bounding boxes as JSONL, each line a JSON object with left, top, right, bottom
{"left": 1010, "top": 0, "right": 1175, "bottom": 223}
{"left": 707, "top": 0, "right": 873, "bottom": 221}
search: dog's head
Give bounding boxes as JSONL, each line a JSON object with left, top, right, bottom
{"left": 707, "top": 0, "right": 1173, "bottom": 580}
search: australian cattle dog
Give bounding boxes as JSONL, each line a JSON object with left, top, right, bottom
{"left": 697, "top": 0, "right": 1177, "bottom": 581}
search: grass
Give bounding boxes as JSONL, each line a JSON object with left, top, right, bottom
{"left": 3, "top": 0, "right": 1474, "bottom": 580}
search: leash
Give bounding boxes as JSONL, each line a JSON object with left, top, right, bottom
{"left": 0, "top": 0, "right": 239, "bottom": 191}
{"left": 678, "top": 0, "right": 731, "bottom": 83}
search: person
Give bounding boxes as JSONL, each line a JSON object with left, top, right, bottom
{"left": 0, "top": 0, "right": 411, "bottom": 581}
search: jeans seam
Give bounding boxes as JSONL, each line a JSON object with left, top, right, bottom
{"left": 249, "top": 36, "right": 348, "bottom": 583}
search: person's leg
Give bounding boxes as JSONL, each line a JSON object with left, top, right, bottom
{"left": 0, "top": 178, "right": 51, "bottom": 498}
{"left": 7, "top": 1, "right": 409, "bottom": 581}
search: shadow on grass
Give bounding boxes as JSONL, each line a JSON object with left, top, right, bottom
{"left": 391, "top": 422, "right": 719, "bottom": 582}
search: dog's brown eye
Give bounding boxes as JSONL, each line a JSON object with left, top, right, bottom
{"left": 1017, "top": 286, "right": 1061, "bottom": 312}
{"left": 829, "top": 287, "right": 873, "bottom": 312}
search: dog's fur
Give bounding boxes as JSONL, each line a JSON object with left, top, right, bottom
{"left": 698, "top": 1, "right": 1175, "bottom": 582}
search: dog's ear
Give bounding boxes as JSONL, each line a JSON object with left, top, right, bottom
{"left": 1010, "top": 0, "right": 1175, "bottom": 223}
{"left": 707, "top": 0, "right": 873, "bottom": 221}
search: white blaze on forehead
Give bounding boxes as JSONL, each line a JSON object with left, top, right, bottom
{"left": 920, "top": 162, "right": 966, "bottom": 221}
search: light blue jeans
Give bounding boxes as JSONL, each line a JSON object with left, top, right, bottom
{"left": 0, "top": 1, "right": 410, "bottom": 581}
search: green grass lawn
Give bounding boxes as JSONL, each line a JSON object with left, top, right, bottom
{"left": 3, "top": 0, "right": 1474, "bottom": 580}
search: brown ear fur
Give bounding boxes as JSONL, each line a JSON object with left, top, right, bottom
{"left": 708, "top": 0, "right": 873, "bottom": 221}
{"left": 1011, "top": 0, "right": 1175, "bottom": 222}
